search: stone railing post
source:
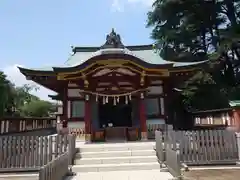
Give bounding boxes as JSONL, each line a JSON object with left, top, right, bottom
{"left": 155, "top": 130, "right": 165, "bottom": 167}
{"left": 235, "top": 132, "right": 240, "bottom": 161}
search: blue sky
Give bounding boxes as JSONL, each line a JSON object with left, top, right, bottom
{"left": 0, "top": 0, "right": 154, "bottom": 101}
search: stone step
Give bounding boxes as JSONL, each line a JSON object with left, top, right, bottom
{"left": 75, "top": 155, "right": 158, "bottom": 165}
{"left": 0, "top": 173, "right": 38, "bottom": 180}
{"left": 72, "top": 162, "right": 160, "bottom": 172}
{"left": 76, "top": 149, "right": 156, "bottom": 158}
{"left": 78, "top": 142, "right": 155, "bottom": 153}
{"left": 64, "top": 170, "right": 173, "bottom": 180}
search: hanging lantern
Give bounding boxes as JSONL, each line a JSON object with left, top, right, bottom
{"left": 125, "top": 96, "right": 128, "bottom": 104}
{"left": 103, "top": 96, "right": 105, "bottom": 104}
{"left": 113, "top": 97, "right": 116, "bottom": 105}
{"left": 129, "top": 94, "right": 132, "bottom": 101}
{"left": 226, "top": 114, "right": 230, "bottom": 125}
{"left": 207, "top": 117, "right": 210, "bottom": 124}
{"left": 210, "top": 116, "right": 213, "bottom": 124}
{"left": 140, "top": 93, "right": 144, "bottom": 99}
{"left": 85, "top": 94, "right": 89, "bottom": 101}
{"left": 117, "top": 96, "right": 120, "bottom": 103}
{"left": 222, "top": 115, "right": 226, "bottom": 125}
{"left": 106, "top": 96, "right": 108, "bottom": 103}
{"left": 96, "top": 94, "right": 98, "bottom": 102}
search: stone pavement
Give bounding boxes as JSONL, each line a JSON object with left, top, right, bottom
{"left": 65, "top": 170, "right": 173, "bottom": 180}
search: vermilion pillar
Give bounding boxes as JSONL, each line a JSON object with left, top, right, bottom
{"left": 84, "top": 95, "right": 91, "bottom": 142}
{"left": 62, "top": 87, "right": 68, "bottom": 134}
{"left": 139, "top": 96, "right": 147, "bottom": 140}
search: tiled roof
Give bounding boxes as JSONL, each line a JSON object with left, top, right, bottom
{"left": 229, "top": 100, "right": 240, "bottom": 107}
{"left": 64, "top": 46, "right": 207, "bottom": 67}
{"left": 19, "top": 45, "right": 208, "bottom": 71}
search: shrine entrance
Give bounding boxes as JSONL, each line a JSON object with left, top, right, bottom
{"left": 98, "top": 98, "right": 133, "bottom": 141}
{"left": 98, "top": 98, "right": 132, "bottom": 128}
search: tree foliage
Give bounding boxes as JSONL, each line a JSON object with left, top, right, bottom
{"left": 147, "top": 0, "right": 240, "bottom": 111}
{"left": 0, "top": 72, "right": 13, "bottom": 117}
{"left": 20, "top": 100, "right": 55, "bottom": 117}
{"left": 0, "top": 71, "right": 55, "bottom": 117}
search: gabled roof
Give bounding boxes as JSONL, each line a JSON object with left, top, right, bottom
{"left": 18, "top": 29, "right": 208, "bottom": 74}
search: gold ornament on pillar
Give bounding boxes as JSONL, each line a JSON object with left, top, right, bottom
{"left": 82, "top": 73, "right": 89, "bottom": 88}
{"left": 84, "top": 79, "right": 89, "bottom": 88}
{"left": 140, "top": 71, "right": 146, "bottom": 86}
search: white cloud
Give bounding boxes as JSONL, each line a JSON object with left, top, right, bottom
{"left": 111, "top": 0, "right": 154, "bottom": 12}
{"left": 111, "top": 0, "right": 123, "bottom": 12}
{"left": 2, "top": 64, "right": 56, "bottom": 101}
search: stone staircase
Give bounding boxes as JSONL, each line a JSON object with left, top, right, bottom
{"left": 72, "top": 141, "right": 161, "bottom": 172}
{"left": 0, "top": 172, "right": 39, "bottom": 180}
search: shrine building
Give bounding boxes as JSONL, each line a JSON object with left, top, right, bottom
{"left": 18, "top": 29, "right": 207, "bottom": 142}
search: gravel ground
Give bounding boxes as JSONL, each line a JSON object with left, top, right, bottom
{"left": 183, "top": 169, "right": 240, "bottom": 180}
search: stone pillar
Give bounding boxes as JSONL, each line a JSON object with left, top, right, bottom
{"left": 5, "top": 120, "right": 9, "bottom": 133}
{"left": 1, "top": 121, "right": 5, "bottom": 133}
{"left": 84, "top": 95, "right": 91, "bottom": 142}
{"left": 232, "top": 110, "right": 240, "bottom": 131}
{"left": 236, "top": 132, "right": 240, "bottom": 161}
{"left": 139, "top": 95, "right": 147, "bottom": 140}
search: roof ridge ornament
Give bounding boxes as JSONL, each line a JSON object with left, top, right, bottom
{"left": 101, "top": 28, "right": 124, "bottom": 49}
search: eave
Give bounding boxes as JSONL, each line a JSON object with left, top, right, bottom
{"left": 48, "top": 94, "right": 62, "bottom": 100}
{"left": 169, "top": 60, "right": 209, "bottom": 72}
{"left": 191, "top": 108, "right": 232, "bottom": 114}
{"left": 18, "top": 66, "right": 56, "bottom": 76}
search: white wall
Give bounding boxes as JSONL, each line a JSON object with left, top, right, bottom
{"left": 68, "top": 89, "right": 83, "bottom": 97}
{"left": 68, "top": 121, "right": 85, "bottom": 129}
{"left": 67, "top": 88, "right": 85, "bottom": 119}
{"left": 57, "top": 106, "right": 63, "bottom": 114}
{"left": 147, "top": 119, "right": 165, "bottom": 125}
{"left": 147, "top": 86, "right": 163, "bottom": 95}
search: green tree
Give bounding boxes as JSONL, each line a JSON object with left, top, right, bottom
{"left": 13, "top": 84, "right": 55, "bottom": 117}
{"left": 0, "top": 73, "right": 55, "bottom": 117}
{"left": 20, "top": 99, "right": 55, "bottom": 117}
{"left": 0, "top": 71, "right": 12, "bottom": 117}
{"left": 147, "top": 0, "right": 240, "bottom": 111}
